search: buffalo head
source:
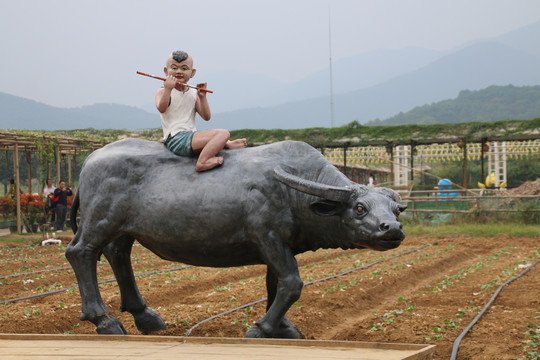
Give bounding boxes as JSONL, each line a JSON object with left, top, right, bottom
{"left": 274, "top": 166, "right": 406, "bottom": 251}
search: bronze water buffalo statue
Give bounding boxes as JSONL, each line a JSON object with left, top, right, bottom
{"left": 66, "top": 139, "right": 406, "bottom": 338}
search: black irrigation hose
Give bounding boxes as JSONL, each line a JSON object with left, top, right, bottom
{"left": 186, "top": 243, "right": 433, "bottom": 336}
{"left": 450, "top": 257, "right": 540, "bottom": 360}
{"left": 185, "top": 298, "right": 268, "bottom": 337}
{"left": 0, "top": 265, "right": 193, "bottom": 305}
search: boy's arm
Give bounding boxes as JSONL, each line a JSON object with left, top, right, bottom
{"left": 195, "top": 82, "right": 211, "bottom": 121}
{"left": 155, "top": 75, "right": 177, "bottom": 113}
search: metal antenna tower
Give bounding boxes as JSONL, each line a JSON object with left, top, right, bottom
{"left": 328, "top": 8, "right": 335, "bottom": 128}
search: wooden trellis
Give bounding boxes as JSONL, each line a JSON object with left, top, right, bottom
{"left": 319, "top": 135, "right": 540, "bottom": 188}
{"left": 0, "top": 131, "right": 107, "bottom": 233}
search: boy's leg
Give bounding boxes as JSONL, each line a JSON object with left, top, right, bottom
{"left": 191, "top": 129, "right": 230, "bottom": 172}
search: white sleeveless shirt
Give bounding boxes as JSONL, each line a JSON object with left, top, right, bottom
{"left": 160, "top": 88, "right": 198, "bottom": 140}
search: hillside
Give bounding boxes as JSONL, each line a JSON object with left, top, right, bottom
{"left": 0, "top": 92, "right": 159, "bottom": 130}
{"left": 367, "top": 85, "right": 540, "bottom": 125}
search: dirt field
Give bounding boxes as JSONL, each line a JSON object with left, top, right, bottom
{"left": 1, "top": 234, "right": 539, "bottom": 359}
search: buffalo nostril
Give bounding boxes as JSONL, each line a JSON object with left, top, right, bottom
{"left": 379, "top": 222, "right": 403, "bottom": 232}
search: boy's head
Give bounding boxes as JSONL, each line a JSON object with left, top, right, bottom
{"left": 164, "top": 50, "right": 196, "bottom": 84}
{"left": 172, "top": 50, "right": 188, "bottom": 63}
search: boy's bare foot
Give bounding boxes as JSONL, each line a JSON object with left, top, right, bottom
{"left": 225, "top": 138, "right": 247, "bottom": 149}
{"left": 195, "top": 156, "right": 224, "bottom": 172}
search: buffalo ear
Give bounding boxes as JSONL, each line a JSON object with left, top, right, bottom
{"left": 310, "top": 200, "right": 343, "bottom": 216}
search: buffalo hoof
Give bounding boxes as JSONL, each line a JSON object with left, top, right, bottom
{"left": 244, "top": 320, "right": 304, "bottom": 339}
{"left": 274, "top": 319, "right": 304, "bottom": 339}
{"left": 244, "top": 325, "right": 266, "bottom": 338}
{"left": 133, "top": 308, "right": 167, "bottom": 334}
{"left": 95, "top": 316, "right": 127, "bottom": 335}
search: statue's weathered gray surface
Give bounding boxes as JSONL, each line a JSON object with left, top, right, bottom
{"left": 66, "top": 139, "right": 406, "bottom": 338}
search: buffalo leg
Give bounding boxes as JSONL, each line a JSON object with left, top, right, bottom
{"left": 245, "top": 242, "right": 303, "bottom": 338}
{"left": 263, "top": 268, "right": 304, "bottom": 339}
{"left": 65, "top": 231, "right": 127, "bottom": 334}
{"left": 102, "top": 237, "right": 166, "bottom": 334}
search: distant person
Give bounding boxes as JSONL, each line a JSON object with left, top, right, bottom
{"left": 155, "top": 50, "right": 247, "bottom": 172}
{"left": 53, "top": 180, "right": 72, "bottom": 232}
{"left": 43, "top": 178, "right": 56, "bottom": 224}
{"left": 43, "top": 178, "right": 56, "bottom": 197}
{"left": 367, "top": 173, "right": 376, "bottom": 187}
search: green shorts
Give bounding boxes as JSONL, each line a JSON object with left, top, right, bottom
{"left": 165, "top": 131, "right": 196, "bottom": 157}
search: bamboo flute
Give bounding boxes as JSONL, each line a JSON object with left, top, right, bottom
{"left": 136, "top": 71, "right": 213, "bottom": 93}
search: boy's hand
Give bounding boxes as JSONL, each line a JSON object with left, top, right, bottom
{"left": 164, "top": 75, "right": 177, "bottom": 91}
{"left": 195, "top": 82, "right": 211, "bottom": 120}
{"left": 196, "top": 83, "right": 207, "bottom": 97}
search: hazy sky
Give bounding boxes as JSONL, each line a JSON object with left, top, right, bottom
{"left": 1, "top": 0, "right": 540, "bottom": 111}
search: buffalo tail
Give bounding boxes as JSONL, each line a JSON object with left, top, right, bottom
{"left": 70, "top": 190, "right": 79, "bottom": 234}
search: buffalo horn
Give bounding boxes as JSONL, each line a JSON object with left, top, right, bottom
{"left": 274, "top": 166, "right": 352, "bottom": 202}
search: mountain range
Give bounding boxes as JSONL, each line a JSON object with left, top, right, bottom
{"left": 1, "top": 21, "right": 539, "bottom": 131}
{"left": 368, "top": 85, "right": 540, "bottom": 125}
{"left": 0, "top": 94, "right": 158, "bottom": 131}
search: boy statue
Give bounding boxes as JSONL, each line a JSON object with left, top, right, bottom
{"left": 156, "top": 50, "right": 246, "bottom": 171}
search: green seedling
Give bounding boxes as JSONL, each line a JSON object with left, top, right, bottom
{"left": 64, "top": 323, "right": 80, "bottom": 335}
{"left": 23, "top": 308, "right": 41, "bottom": 317}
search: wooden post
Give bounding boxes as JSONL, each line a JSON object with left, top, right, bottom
{"left": 26, "top": 151, "right": 32, "bottom": 194}
{"left": 480, "top": 138, "right": 487, "bottom": 185}
{"left": 389, "top": 144, "right": 394, "bottom": 186}
{"left": 343, "top": 146, "right": 347, "bottom": 178}
{"left": 14, "top": 144, "right": 21, "bottom": 233}
{"left": 56, "top": 145, "right": 61, "bottom": 184}
{"left": 462, "top": 141, "right": 468, "bottom": 188}
{"left": 410, "top": 143, "right": 415, "bottom": 183}
{"left": 68, "top": 154, "right": 72, "bottom": 185}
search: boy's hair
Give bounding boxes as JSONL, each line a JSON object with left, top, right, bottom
{"left": 172, "top": 50, "right": 189, "bottom": 63}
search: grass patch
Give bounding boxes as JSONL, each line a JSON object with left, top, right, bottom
{"left": 2, "top": 224, "right": 537, "bottom": 249}
{"left": 404, "top": 223, "right": 540, "bottom": 237}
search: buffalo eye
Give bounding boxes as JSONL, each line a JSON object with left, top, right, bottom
{"left": 356, "top": 204, "right": 367, "bottom": 216}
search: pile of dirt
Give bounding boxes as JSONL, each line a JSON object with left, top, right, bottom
{"left": 501, "top": 178, "right": 540, "bottom": 196}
